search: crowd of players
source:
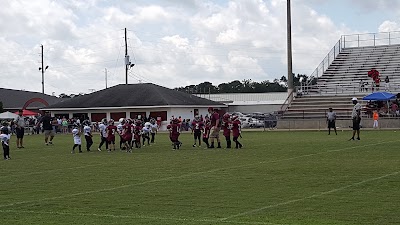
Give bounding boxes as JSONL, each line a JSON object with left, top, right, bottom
{"left": 0, "top": 107, "right": 244, "bottom": 159}
{"left": 71, "top": 118, "right": 159, "bottom": 153}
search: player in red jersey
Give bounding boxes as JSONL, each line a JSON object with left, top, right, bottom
{"left": 202, "top": 118, "right": 211, "bottom": 148}
{"left": 191, "top": 115, "right": 204, "bottom": 147}
{"left": 167, "top": 118, "right": 181, "bottom": 150}
{"left": 122, "top": 119, "right": 133, "bottom": 151}
{"left": 231, "top": 116, "right": 243, "bottom": 149}
{"left": 221, "top": 113, "right": 232, "bottom": 148}
{"left": 106, "top": 119, "right": 117, "bottom": 152}
{"left": 133, "top": 120, "right": 142, "bottom": 148}
{"left": 208, "top": 107, "right": 221, "bottom": 148}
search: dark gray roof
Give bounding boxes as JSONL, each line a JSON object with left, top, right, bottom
{"left": 0, "top": 88, "right": 61, "bottom": 110}
{"left": 47, "top": 83, "right": 223, "bottom": 109}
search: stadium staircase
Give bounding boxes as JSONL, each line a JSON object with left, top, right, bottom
{"left": 281, "top": 31, "right": 400, "bottom": 120}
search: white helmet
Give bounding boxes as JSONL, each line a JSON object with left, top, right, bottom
{"left": 119, "top": 118, "right": 125, "bottom": 123}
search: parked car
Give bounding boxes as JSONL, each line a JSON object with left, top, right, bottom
{"left": 239, "top": 117, "right": 264, "bottom": 128}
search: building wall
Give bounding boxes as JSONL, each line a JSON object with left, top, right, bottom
{"left": 228, "top": 104, "right": 282, "bottom": 114}
{"left": 50, "top": 106, "right": 214, "bottom": 131}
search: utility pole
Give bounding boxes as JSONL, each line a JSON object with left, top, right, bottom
{"left": 105, "top": 68, "right": 108, "bottom": 89}
{"left": 39, "top": 44, "right": 49, "bottom": 94}
{"left": 125, "top": 28, "right": 128, "bottom": 84}
{"left": 287, "top": 0, "right": 294, "bottom": 100}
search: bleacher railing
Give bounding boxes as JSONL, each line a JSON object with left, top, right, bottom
{"left": 306, "top": 39, "right": 342, "bottom": 87}
{"left": 342, "top": 31, "right": 400, "bottom": 48}
{"left": 303, "top": 31, "right": 400, "bottom": 96}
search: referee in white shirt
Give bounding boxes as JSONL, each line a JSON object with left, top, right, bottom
{"left": 350, "top": 97, "right": 362, "bottom": 140}
{"left": 327, "top": 107, "right": 337, "bottom": 135}
{"left": 15, "top": 109, "right": 25, "bottom": 148}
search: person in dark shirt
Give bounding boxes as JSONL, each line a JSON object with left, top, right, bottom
{"left": 37, "top": 111, "right": 55, "bottom": 145}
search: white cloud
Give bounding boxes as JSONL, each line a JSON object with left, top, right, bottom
{"left": 0, "top": 0, "right": 385, "bottom": 96}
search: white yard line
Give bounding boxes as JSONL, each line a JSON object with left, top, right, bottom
{"left": 0, "top": 140, "right": 396, "bottom": 209}
{"left": 0, "top": 163, "right": 108, "bottom": 179}
{"left": 220, "top": 170, "right": 400, "bottom": 221}
{"left": 0, "top": 209, "right": 281, "bottom": 225}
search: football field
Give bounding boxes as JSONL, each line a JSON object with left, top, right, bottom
{"left": 0, "top": 130, "right": 399, "bottom": 225}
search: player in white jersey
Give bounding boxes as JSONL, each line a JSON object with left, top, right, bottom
{"left": 97, "top": 118, "right": 108, "bottom": 151}
{"left": 142, "top": 122, "right": 151, "bottom": 146}
{"left": 1, "top": 125, "right": 11, "bottom": 160}
{"left": 71, "top": 124, "right": 82, "bottom": 153}
{"left": 149, "top": 119, "right": 158, "bottom": 144}
{"left": 117, "top": 118, "right": 125, "bottom": 150}
{"left": 83, "top": 120, "right": 93, "bottom": 152}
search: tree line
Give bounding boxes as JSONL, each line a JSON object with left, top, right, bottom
{"left": 175, "top": 74, "right": 314, "bottom": 94}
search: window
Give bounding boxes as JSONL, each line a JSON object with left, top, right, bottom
{"left": 149, "top": 111, "right": 167, "bottom": 121}
{"left": 91, "top": 113, "right": 106, "bottom": 122}
{"left": 130, "top": 112, "right": 146, "bottom": 120}
{"left": 110, "top": 112, "right": 126, "bottom": 121}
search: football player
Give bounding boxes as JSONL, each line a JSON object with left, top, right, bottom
{"left": 1, "top": 123, "right": 11, "bottom": 160}
{"left": 83, "top": 120, "right": 93, "bottom": 152}
{"left": 150, "top": 118, "right": 158, "bottom": 143}
{"left": 167, "top": 118, "right": 181, "bottom": 150}
{"left": 191, "top": 115, "right": 204, "bottom": 147}
{"left": 71, "top": 123, "right": 82, "bottom": 153}
{"left": 97, "top": 118, "right": 108, "bottom": 151}
{"left": 231, "top": 116, "right": 243, "bottom": 149}
{"left": 122, "top": 119, "right": 133, "bottom": 152}
{"left": 117, "top": 118, "right": 126, "bottom": 150}
{"left": 106, "top": 119, "right": 117, "bottom": 152}
{"left": 142, "top": 122, "right": 151, "bottom": 146}
{"left": 202, "top": 118, "right": 211, "bottom": 149}
{"left": 221, "top": 113, "right": 232, "bottom": 148}
{"left": 133, "top": 120, "right": 142, "bottom": 148}
{"left": 207, "top": 107, "right": 221, "bottom": 148}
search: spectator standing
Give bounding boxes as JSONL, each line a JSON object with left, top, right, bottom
{"left": 385, "top": 76, "right": 390, "bottom": 91}
{"left": 373, "top": 110, "right": 379, "bottom": 129}
{"left": 15, "top": 109, "right": 25, "bottom": 148}
{"left": 62, "top": 117, "right": 68, "bottom": 133}
{"left": 349, "top": 97, "right": 362, "bottom": 141}
{"left": 327, "top": 108, "right": 337, "bottom": 135}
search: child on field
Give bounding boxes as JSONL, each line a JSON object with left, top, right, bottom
{"left": 71, "top": 124, "right": 82, "bottom": 153}
{"left": 373, "top": 110, "right": 379, "bottom": 129}
{"left": 1, "top": 125, "right": 11, "bottom": 160}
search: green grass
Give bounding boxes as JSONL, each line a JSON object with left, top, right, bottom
{"left": 0, "top": 130, "right": 399, "bottom": 225}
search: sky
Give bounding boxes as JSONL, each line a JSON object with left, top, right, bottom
{"left": 0, "top": 0, "right": 400, "bottom": 96}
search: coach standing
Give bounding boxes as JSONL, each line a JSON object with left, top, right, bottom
{"left": 349, "top": 97, "right": 362, "bottom": 141}
{"left": 37, "top": 111, "right": 55, "bottom": 145}
{"left": 15, "top": 109, "right": 26, "bottom": 148}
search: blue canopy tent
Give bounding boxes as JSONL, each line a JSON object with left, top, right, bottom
{"left": 362, "top": 92, "right": 396, "bottom": 101}
{"left": 363, "top": 92, "right": 396, "bottom": 116}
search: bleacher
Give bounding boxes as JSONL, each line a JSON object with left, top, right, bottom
{"left": 282, "top": 32, "right": 400, "bottom": 120}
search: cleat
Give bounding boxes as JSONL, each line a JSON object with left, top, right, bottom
{"left": 356, "top": 137, "right": 360, "bottom": 140}
{"left": 97, "top": 148, "right": 101, "bottom": 152}
{"left": 348, "top": 137, "right": 354, "bottom": 141}
{"left": 193, "top": 144, "right": 196, "bottom": 147}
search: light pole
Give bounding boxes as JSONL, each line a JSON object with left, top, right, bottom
{"left": 287, "top": 0, "right": 294, "bottom": 99}
{"left": 39, "top": 44, "right": 49, "bottom": 94}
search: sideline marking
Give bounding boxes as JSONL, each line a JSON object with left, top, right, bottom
{"left": 0, "top": 209, "right": 281, "bottom": 225}
{"left": 220, "top": 170, "right": 400, "bottom": 221}
{"left": 0, "top": 163, "right": 107, "bottom": 179}
{"left": 0, "top": 140, "right": 396, "bottom": 209}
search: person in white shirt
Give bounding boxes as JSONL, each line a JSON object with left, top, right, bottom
{"left": 15, "top": 109, "right": 25, "bottom": 148}
{"left": 97, "top": 119, "right": 108, "bottom": 151}
{"left": 150, "top": 119, "right": 158, "bottom": 143}
{"left": 83, "top": 120, "right": 93, "bottom": 152}
{"left": 1, "top": 124, "right": 11, "bottom": 160}
{"left": 142, "top": 123, "right": 151, "bottom": 146}
{"left": 71, "top": 124, "right": 82, "bottom": 153}
{"left": 326, "top": 108, "right": 337, "bottom": 135}
{"left": 350, "top": 97, "right": 362, "bottom": 141}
